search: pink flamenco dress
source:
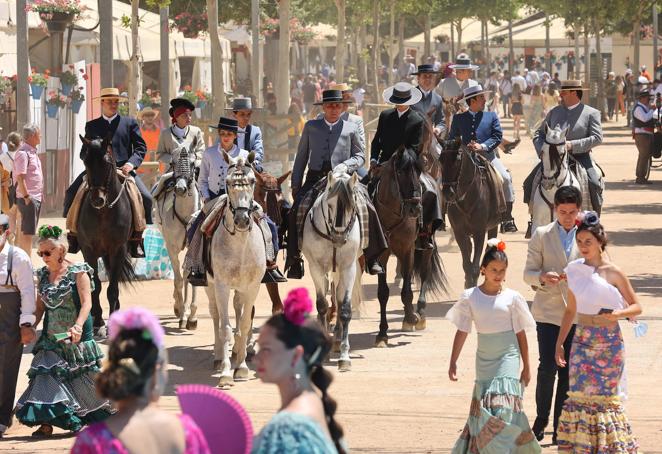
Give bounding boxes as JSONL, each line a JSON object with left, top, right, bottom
{"left": 557, "top": 259, "right": 639, "bottom": 452}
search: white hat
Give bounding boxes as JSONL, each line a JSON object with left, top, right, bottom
{"left": 449, "top": 53, "right": 479, "bottom": 70}
{"left": 461, "top": 84, "right": 491, "bottom": 100}
{"left": 382, "top": 82, "right": 423, "bottom": 106}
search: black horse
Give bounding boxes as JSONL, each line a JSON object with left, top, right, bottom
{"left": 439, "top": 140, "right": 500, "bottom": 288}
{"left": 78, "top": 135, "right": 136, "bottom": 333}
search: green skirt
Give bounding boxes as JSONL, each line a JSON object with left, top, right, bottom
{"left": 452, "top": 330, "right": 541, "bottom": 454}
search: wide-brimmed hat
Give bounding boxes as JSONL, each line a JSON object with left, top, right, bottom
{"left": 94, "top": 87, "right": 128, "bottom": 101}
{"left": 329, "top": 82, "right": 352, "bottom": 93}
{"left": 137, "top": 107, "right": 159, "bottom": 120}
{"left": 209, "top": 116, "right": 239, "bottom": 132}
{"left": 314, "top": 89, "right": 353, "bottom": 105}
{"left": 637, "top": 88, "right": 653, "bottom": 98}
{"left": 382, "top": 82, "right": 423, "bottom": 106}
{"left": 462, "top": 84, "right": 492, "bottom": 100}
{"left": 449, "top": 53, "right": 479, "bottom": 70}
{"left": 169, "top": 97, "right": 196, "bottom": 118}
{"left": 412, "top": 64, "right": 442, "bottom": 75}
{"left": 226, "top": 97, "right": 258, "bottom": 111}
{"left": 559, "top": 80, "right": 590, "bottom": 91}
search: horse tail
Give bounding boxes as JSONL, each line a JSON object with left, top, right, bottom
{"left": 413, "top": 247, "right": 449, "bottom": 298}
{"left": 103, "top": 250, "right": 137, "bottom": 286}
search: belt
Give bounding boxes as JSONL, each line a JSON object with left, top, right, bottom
{"left": 577, "top": 313, "right": 618, "bottom": 328}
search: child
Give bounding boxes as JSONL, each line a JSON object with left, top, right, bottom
{"left": 447, "top": 238, "right": 541, "bottom": 453}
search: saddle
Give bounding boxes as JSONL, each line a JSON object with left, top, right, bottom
{"left": 66, "top": 171, "right": 146, "bottom": 234}
{"left": 474, "top": 154, "right": 507, "bottom": 225}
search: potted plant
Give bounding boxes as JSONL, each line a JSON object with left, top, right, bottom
{"left": 171, "top": 12, "right": 208, "bottom": 39}
{"left": 69, "top": 86, "right": 85, "bottom": 114}
{"left": 26, "top": 0, "right": 85, "bottom": 33}
{"left": 195, "top": 88, "right": 210, "bottom": 109}
{"left": 59, "top": 65, "right": 79, "bottom": 96}
{"left": 27, "top": 68, "right": 49, "bottom": 100}
{"left": 45, "top": 90, "right": 67, "bottom": 118}
{"left": 0, "top": 76, "right": 12, "bottom": 105}
{"left": 138, "top": 90, "right": 153, "bottom": 110}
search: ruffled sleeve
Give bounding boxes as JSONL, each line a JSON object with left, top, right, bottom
{"left": 510, "top": 291, "right": 537, "bottom": 333}
{"left": 446, "top": 290, "right": 473, "bottom": 333}
{"left": 564, "top": 258, "right": 592, "bottom": 294}
{"left": 251, "top": 412, "right": 337, "bottom": 454}
{"left": 69, "top": 262, "right": 96, "bottom": 292}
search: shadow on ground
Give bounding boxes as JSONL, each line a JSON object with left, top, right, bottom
{"left": 605, "top": 203, "right": 662, "bottom": 216}
{"left": 604, "top": 180, "right": 658, "bottom": 191}
{"left": 607, "top": 228, "right": 661, "bottom": 247}
{"left": 629, "top": 273, "right": 662, "bottom": 298}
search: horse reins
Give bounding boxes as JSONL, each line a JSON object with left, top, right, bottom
{"left": 87, "top": 144, "right": 128, "bottom": 210}
{"left": 538, "top": 140, "right": 573, "bottom": 223}
{"left": 440, "top": 148, "right": 478, "bottom": 205}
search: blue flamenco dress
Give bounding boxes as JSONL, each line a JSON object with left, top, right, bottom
{"left": 251, "top": 411, "right": 340, "bottom": 454}
{"left": 15, "top": 263, "right": 114, "bottom": 432}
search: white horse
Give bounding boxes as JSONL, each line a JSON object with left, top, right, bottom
{"left": 205, "top": 152, "right": 265, "bottom": 387}
{"left": 303, "top": 169, "right": 362, "bottom": 372}
{"left": 530, "top": 124, "right": 582, "bottom": 233}
{"left": 155, "top": 144, "right": 200, "bottom": 330}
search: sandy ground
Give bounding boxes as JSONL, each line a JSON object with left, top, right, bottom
{"left": 3, "top": 116, "right": 662, "bottom": 453}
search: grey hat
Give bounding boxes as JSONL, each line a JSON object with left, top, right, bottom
{"left": 0, "top": 214, "right": 9, "bottom": 228}
{"left": 227, "top": 97, "right": 256, "bottom": 111}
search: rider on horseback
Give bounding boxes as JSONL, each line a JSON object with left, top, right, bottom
{"left": 525, "top": 80, "right": 604, "bottom": 212}
{"left": 447, "top": 85, "right": 518, "bottom": 233}
{"left": 63, "top": 88, "right": 152, "bottom": 258}
{"left": 286, "top": 89, "right": 387, "bottom": 279}
{"left": 369, "top": 83, "right": 454, "bottom": 246}
{"left": 152, "top": 98, "right": 205, "bottom": 199}
{"left": 227, "top": 97, "right": 265, "bottom": 172}
{"left": 185, "top": 117, "right": 286, "bottom": 286}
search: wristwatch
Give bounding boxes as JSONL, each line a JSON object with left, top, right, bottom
{"left": 20, "top": 322, "right": 32, "bottom": 328}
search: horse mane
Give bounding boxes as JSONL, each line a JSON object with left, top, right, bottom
{"left": 398, "top": 147, "right": 422, "bottom": 173}
{"left": 546, "top": 143, "right": 563, "bottom": 169}
{"left": 326, "top": 174, "right": 354, "bottom": 211}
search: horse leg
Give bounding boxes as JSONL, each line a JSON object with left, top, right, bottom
{"left": 209, "top": 281, "right": 232, "bottom": 387}
{"left": 336, "top": 262, "right": 355, "bottom": 372}
{"left": 186, "top": 285, "right": 198, "bottom": 330}
{"left": 415, "top": 249, "right": 432, "bottom": 331}
{"left": 455, "top": 232, "right": 474, "bottom": 289}
{"left": 205, "top": 284, "right": 221, "bottom": 370}
{"left": 472, "top": 231, "right": 489, "bottom": 287}
{"left": 168, "top": 248, "right": 187, "bottom": 329}
{"left": 90, "top": 260, "right": 104, "bottom": 333}
{"left": 400, "top": 257, "right": 420, "bottom": 332}
{"left": 394, "top": 259, "right": 402, "bottom": 287}
{"left": 327, "top": 279, "right": 337, "bottom": 332}
{"left": 375, "top": 260, "right": 390, "bottom": 348}
{"left": 265, "top": 283, "right": 283, "bottom": 314}
{"left": 233, "top": 286, "right": 260, "bottom": 382}
{"left": 105, "top": 254, "right": 121, "bottom": 316}
{"left": 309, "top": 259, "right": 329, "bottom": 333}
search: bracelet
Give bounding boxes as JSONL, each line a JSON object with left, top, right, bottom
{"left": 71, "top": 324, "right": 83, "bottom": 334}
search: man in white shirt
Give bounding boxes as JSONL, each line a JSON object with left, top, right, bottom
{"left": 512, "top": 70, "right": 527, "bottom": 92}
{"left": 0, "top": 214, "right": 36, "bottom": 437}
{"left": 632, "top": 89, "right": 657, "bottom": 184}
{"left": 227, "top": 97, "right": 264, "bottom": 171}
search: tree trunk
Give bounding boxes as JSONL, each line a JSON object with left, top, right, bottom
{"left": 159, "top": 7, "right": 170, "bottom": 122}
{"left": 583, "top": 26, "right": 590, "bottom": 89}
{"left": 484, "top": 20, "right": 490, "bottom": 80}
{"left": 545, "top": 14, "right": 551, "bottom": 74}
{"left": 480, "top": 19, "right": 485, "bottom": 80}
{"left": 456, "top": 19, "right": 463, "bottom": 52}
{"left": 335, "top": 0, "right": 346, "bottom": 82}
{"left": 388, "top": 0, "right": 395, "bottom": 85}
{"left": 358, "top": 22, "right": 368, "bottom": 86}
{"left": 633, "top": 17, "right": 641, "bottom": 76}
{"left": 424, "top": 13, "right": 431, "bottom": 61}
{"left": 371, "top": 0, "right": 380, "bottom": 95}
{"left": 207, "top": 0, "right": 226, "bottom": 118}
{"left": 451, "top": 23, "right": 455, "bottom": 59}
{"left": 574, "top": 23, "right": 580, "bottom": 79}
{"left": 276, "top": 0, "right": 291, "bottom": 114}
{"left": 251, "top": 0, "right": 262, "bottom": 105}
{"left": 16, "top": 0, "right": 29, "bottom": 126}
{"left": 128, "top": 0, "right": 141, "bottom": 118}
{"left": 99, "top": 0, "right": 113, "bottom": 87}
{"left": 594, "top": 18, "right": 605, "bottom": 115}
{"left": 508, "top": 20, "right": 514, "bottom": 74}
{"left": 398, "top": 16, "right": 405, "bottom": 63}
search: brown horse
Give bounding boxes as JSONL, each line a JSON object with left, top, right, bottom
{"left": 253, "top": 169, "right": 291, "bottom": 314}
{"left": 372, "top": 147, "right": 448, "bottom": 347}
{"left": 439, "top": 142, "right": 500, "bottom": 288}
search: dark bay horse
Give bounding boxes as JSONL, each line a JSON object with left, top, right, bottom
{"left": 78, "top": 136, "right": 136, "bottom": 333}
{"left": 373, "top": 148, "right": 448, "bottom": 347}
{"left": 439, "top": 141, "right": 500, "bottom": 288}
{"left": 253, "top": 168, "right": 291, "bottom": 314}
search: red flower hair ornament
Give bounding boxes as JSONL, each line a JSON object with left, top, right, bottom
{"left": 283, "top": 287, "right": 313, "bottom": 326}
{"left": 486, "top": 238, "right": 506, "bottom": 251}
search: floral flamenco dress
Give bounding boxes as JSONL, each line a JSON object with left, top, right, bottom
{"left": 447, "top": 287, "right": 541, "bottom": 453}
{"left": 15, "top": 263, "right": 114, "bottom": 432}
{"left": 557, "top": 259, "right": 639, "bottom": 452}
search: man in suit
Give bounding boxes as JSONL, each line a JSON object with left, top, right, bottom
{"left": 411, "top": 64, "right": 446, "bottom": 138}
{"left": 526, "top": 80, "right": 603, "bottom": 211}
{"left": 523, "top": 185, "right": 582, "bottom": 445}
{"left": 228, "top": 97, "right": 265, "bottom": 171}
{"left": 448, "top": 85, "right": 518, "bottom": 232}
{"left": 437, "top": 53, "right": 479, "bottom": 125}
{"left": 286, "top": 89, "right": 385, "bottom": 279}
{"left": 317, "top": 82, "right": 366, "bottom": 149}
{"left": 63, "top": 88, "right": 150, "bottom": 258}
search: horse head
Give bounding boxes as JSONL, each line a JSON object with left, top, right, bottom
{"left": 541, "top": 123, "right": 569, "bottom": 190}
{"left": 438, "top": 137, "right": 466, "bottom": 203}
{"left": 79, "top": 134, "right": 116, "bottom": 209}
{"left": 254, "top": 168, "right": 291, "bottom": 226}
{"left": 173, "top": 144, "right": 195, "bottom": 196}
{"left": 323, "top": 167, "right": 358, "bottom": 235}
{"left": 223, "top": 150, "right": 256, "bottom": 232}
{"left": 391, "top": 147, "right": 423, "bottom": 218}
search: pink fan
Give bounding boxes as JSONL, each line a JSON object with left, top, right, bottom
{"left": 176, "top": 384, "right": 253, "bottom": 454}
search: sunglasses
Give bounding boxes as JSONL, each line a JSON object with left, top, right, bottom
{"left": 37, "top": 249, "right": 54, "bottom": 257}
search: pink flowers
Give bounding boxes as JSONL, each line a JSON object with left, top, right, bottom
{"left": 283, "top": 288, "right": 313, "bottom": 326}
{"left": 108, "top": 307, "right": 165, "bottom": 348}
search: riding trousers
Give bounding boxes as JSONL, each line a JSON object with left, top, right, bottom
{"left": 63, "top": 170, "right": 153, "bottom": 224}
{"left": 489, "top": 156, "right": 515, "bottom": 203}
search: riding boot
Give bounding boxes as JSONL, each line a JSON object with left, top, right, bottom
{"left": 285, "top": 206, "right": 304, "bottom": 279}
{"left": 128, "top": 232, "right": 146, "bottom": 258}
{"left": 501, "top": 202, "right": 518, "bottom": 233}
{"left": 67, "top": 233, "right": 80, "bottom": 254}
{"left": 262, "top": 260, "right": 288, "bottom": 283}
{"left": 187, "top": 270, "right": 208, "bottom": 287}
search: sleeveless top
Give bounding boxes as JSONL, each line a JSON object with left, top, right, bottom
{"left": 564, "top": 259, "right": 627, "bottom": 314}
{"left": 251, "top": 411, "right": 338, "bottom": 454}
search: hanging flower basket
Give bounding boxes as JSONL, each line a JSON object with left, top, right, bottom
{"left": 30, "top": 84, "right": 44, "bottom": 100}
{"left": 61, "top": 83, "right": 73, "bottom": 96}
{"left": 46, "top": 104, "right": 60, "bottom": 118}
{"left": 27, "top": 1, "right": 85, "bottom": 33}
{"left": 70, "top": 99, "right": 83, "bottom": 114}
{"left": 41, "top": 11, "right": 75, "bottom": 33}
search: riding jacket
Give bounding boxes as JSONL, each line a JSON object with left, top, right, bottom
{"left": 411, "top": 87, "right": 446, "bottom": 135}
{"left": 370, "top": 108, "right": 424, "bottom": 163}
{"left": 198, "top": 143, "right": 248, "bottom": 201}
{"left": 84, "top": 115, "right": 146, "bottom": 169}
{"left": 448, "top": 110, "right": 503, "bottom": 161}
{"left": 156, "top": 125, "right": 205, "bottom": 167}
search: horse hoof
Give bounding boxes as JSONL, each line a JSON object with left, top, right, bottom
{"left": 213, "top": 360, "right": 223, "bottom": 371}
{"left": 186, "top": 319, "right": 198, "bottom": 330}
{"left": 402, "top": 321, "right": 416, "bottom": 332}
{"left": 328, "top": 323, "right": 336, "bottom": 335}
{"left": 375, "top": 336, "right": 388, "bottom": 348}
{"left": 233, "top": 367, "right": 250, "bottom": 382}
{"left": 218, "top": 375, "right": 234, "bottom": 388}
{"left": 332, "top": 340, "right": 341, "bottom": 353}
{"left": 94, "top": 326, "right": 107, "bottom": 339}
{"left": 338, "top": 360, "right": 351, "bottom": 372}
{"left": 178, "top": 319, "right": 186, "bottom": 329}
{"left": 415, "top": 318, "right": 427, "bottom": 331}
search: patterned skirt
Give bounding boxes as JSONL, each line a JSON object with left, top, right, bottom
{"left": 557, "top": 323, "right": 639, "bottom": 452}
{"left": 452, "top": 330, "right": 540, "bottom": 454}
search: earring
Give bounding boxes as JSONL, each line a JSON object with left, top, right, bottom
{"left": 58, "top": 256, "right": 64, "bottom": 264}
{"left": 290, "top": 372, "right": 302, "bottom": 395}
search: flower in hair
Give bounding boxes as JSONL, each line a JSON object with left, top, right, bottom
{"left": 38, "top": 224, "right": 63, "bottom": 240}
{"left": 486, "top": 238, "right": 505, "bottom": 251}
{"left": 283, "top": 287, "right": 313, "bottom": 326}
{"left": 108, "top": 307, "right": 165, "bottom": 349}
{"left": 582, "top": 211, "right": 600, "bottom": 227}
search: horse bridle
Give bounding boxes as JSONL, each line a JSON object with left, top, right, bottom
{"left": 310, "top": 189, "right": 357, "bottom": 272}
{"left": 87, "top": 143, "right": 127, "bottom": 210}
{"left": 440, "top": 147, "right": 477, "bottom": 204}
{"left": 222, "top": 166, "right": 257, "bottom": 235}
{"left": 540, "top": 140, "right": 567, "bottom": 185}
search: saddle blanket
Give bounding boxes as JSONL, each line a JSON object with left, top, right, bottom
{"left": 296, "top": 178, "right": 370, "bottom": 251}
{"left": 528, "top": 158, "right": 593, "bottom": 213}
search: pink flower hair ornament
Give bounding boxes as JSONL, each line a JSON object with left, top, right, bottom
{"left": 283, "top": 287, "right": 313, "bottom": 326}
{"left": 108, "top": 307, "right": 165, "bottom": 349}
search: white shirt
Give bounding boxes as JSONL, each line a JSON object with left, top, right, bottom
{"left": 172, "top": 124, "right": 189, "bottom": 139}
{"left": 324, "top": 119, "right": 341, "bottom": 130}
{"left": 446, "top": 287, "right": 536, "bottom": 334}
{"left": 0, "top": 149, "right": 15, "bottom": 173}
{"left": 512, "top": 75, "right": 527, "bottom": 91}
{"left": 633, "top": 101, "right": 657, "bottom": 135}
{"left": 102, "top": 113, "right": 118, "bottom": 123}
{"left": 397, "top": 107, "right": 410, "bottom": 118}
{"left": 0, "top": 241, "right": 36, "bottom": 326}
{"left": 566, "top": 102, "right": 580, "bottom": 110}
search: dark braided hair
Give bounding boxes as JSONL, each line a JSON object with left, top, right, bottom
{"left": 265, "top": 314, "right": 346, "bottom": 454}
{"left": 576, "top": 212, "right": 608, "bottom": 251}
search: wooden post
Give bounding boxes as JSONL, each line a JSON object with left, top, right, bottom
{"left": 16, "top": 0, "right": 29, "bottom": 126}
{"left": 508, "top": 20, "right": 514, "bottom": 75}
{"left": 654, "top": 5, "right": 659, "bottom": 76}
{"left": 251, "top": 0, "right": 262, "bottom": 106}
{"left": 128, "top": 0, "right": 140, "bottom": 118}
{"left": 208, "top": 0, "right": 226, "bottom": 118}
{"left": 160, "top": 7, "right": 170, "bottom": 121}
{"left": 100, "top": 0, "right": 113, "bottom": 87}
